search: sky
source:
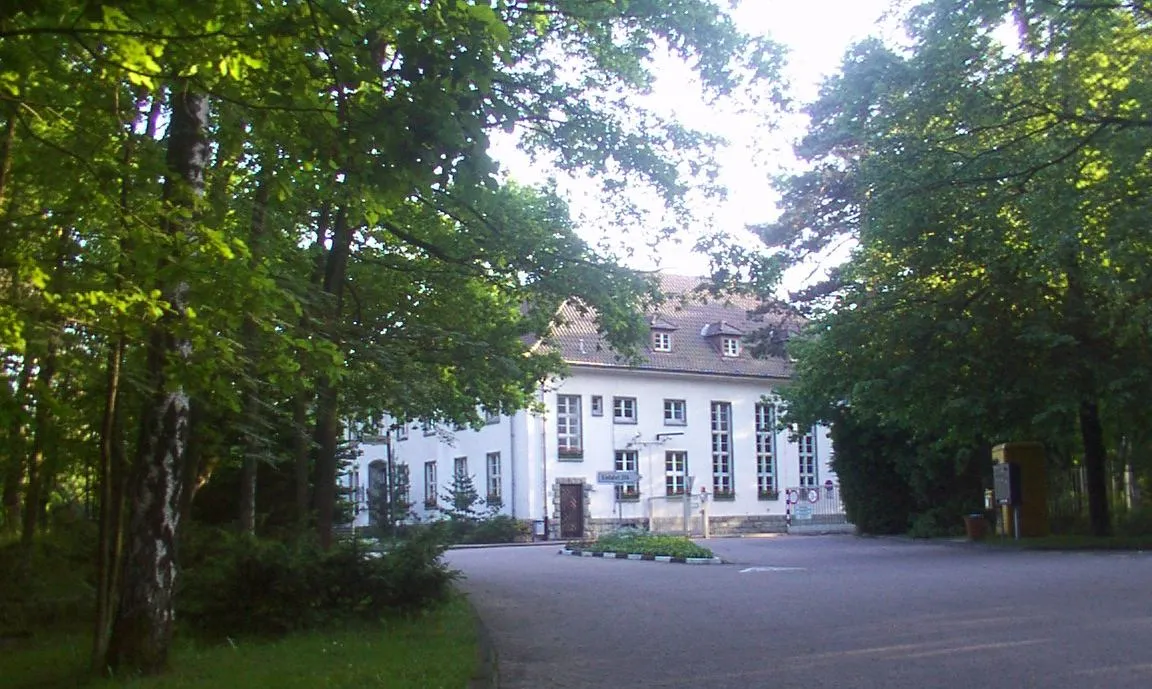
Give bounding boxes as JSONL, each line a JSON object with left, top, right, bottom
{"left": 494, "top": 0, "right": 898, "bottom": 281}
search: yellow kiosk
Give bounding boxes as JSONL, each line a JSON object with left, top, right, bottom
{"left": 992, "top": 442, "right": 1049, "bottom": 538}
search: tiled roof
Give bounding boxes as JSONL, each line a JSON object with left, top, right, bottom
{"left": 548, "top": 274, "right": 794, "bottom": 379}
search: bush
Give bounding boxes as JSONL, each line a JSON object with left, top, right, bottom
{"left": 0, "top": 517, "right": 96, "bottom": 632}
{"left": 178, "top": 526, "right": 458, "bottom": 638}
{"left": 573, "top": 533, "right": 713, "bottom": 559}
{"left": 1117, "top": 505, "right": 1152, "bottom": 537}
{"left": 464, "top": 516, "right": 532, "bottom": 544}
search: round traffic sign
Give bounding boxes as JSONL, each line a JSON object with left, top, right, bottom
{"left": 807, "top": 488, "right": 820, "bottom": 504}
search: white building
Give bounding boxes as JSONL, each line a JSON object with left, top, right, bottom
{"left": 345, "top": 275, "right": 840, "bottom": 539}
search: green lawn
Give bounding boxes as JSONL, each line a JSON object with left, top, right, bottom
{"left": 2, "top": 595, "right": 478, "bottom": 689}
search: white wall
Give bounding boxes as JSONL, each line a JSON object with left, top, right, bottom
{"left": 544, "top": 367, "right": 835, "bottom": 522}
{"left": 343, "top": 367, "right": 835, "bottom": 529}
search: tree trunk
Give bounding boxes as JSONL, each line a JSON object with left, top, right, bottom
{"left": 21, "top": 340, "right": 57, "bottom": 545}
{"left": 312, "top": 207, "right": 351, "bottom": 550}
{"left": 237, "top": 172, "right": 269, "bottom": 535}
{"left": 2, "top": 358, "right": 33, "bottom": 534}
{"left": 92, "top": 335, "right": 127, "bottom": 671}
{"left": 293, "top": 391, "right": 312, "bottom": 525}
{"left": 1079, "top": 399, "right": 1111, "bottom": 537}
{"left": 106, "top": 85, "right": 208, "bottom": 675}
{"left": 0, "top": 104, "right": 15, "bottom": 211}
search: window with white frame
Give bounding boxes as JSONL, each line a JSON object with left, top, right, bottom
{"left": 613, "top": 396, "right": 637, "bottom": 424}
{"left": 486, "top": 452, "right": 502, "bottom": 502}
{"left": 665, "top": 451, "right": 687, "bottom": 496}
{"left": 755, "top": 402, "right": 778, "bottom": 497}
{"left": 557, "top": 394, "right": 582, "bottom": 457}
{"left": 711, "top": 402, "right": 733, "bottom": 495}
{"left": 614, "top": 450, "right": 639, "bottom": 499}
{"left": 421, "top": 421, "right": 435, "bottom": 436}
{"left": 454, "top": 456, "right": 467, "bottom": 478}
{"left": 652, "top": 331, "right": 672, "bottom": 352}
{"left": 396, "top": 464, "right": 410, "bottom": 506}
{"left": 798, "top": 428, "right": 818, "bottom": 487}
{"left": 395, "top": 423, "right": 408, "bottom": 441}
{"left": 591, "top": 395, "right": 603, "bottom": 416}
{"left": 423, "top": 461, "right": 437, "bottom": 507}
{"left": 484, "top": 409, "right": 500, "bottom": 425}
{"left": 721, "top": 336, "right": 740, "bottom": 357}
{"left": 663, "top": 399, "right": 687, "bottom": 425}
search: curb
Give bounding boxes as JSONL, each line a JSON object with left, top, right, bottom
{"left": 467, "top": 599, "right": 499, "bottom": 689}
{"left": 559, "top": 548, "right": 723, "bottom": 565}
{"left": 449, "top": 540, "right": 561, "bottom": 550}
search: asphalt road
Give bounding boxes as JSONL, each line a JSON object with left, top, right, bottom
{"left": 449, "top": 536, "right": 1152, "bottom": 689}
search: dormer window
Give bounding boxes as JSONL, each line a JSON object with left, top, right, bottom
{"left": 722, "top": 336, "right": 740, "bottom": 357}
{"left": 652, "top": 331, "right": 672, "bottom": 352}
{"left": 648, "top": 315, "right": 677, "bottom": 353}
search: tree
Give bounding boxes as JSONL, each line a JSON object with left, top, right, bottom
{"left": 440, "top": 470, "right": 485, "bottom": 524}
{"left": 1, "top": 0, "right": 782, "bottom": 675}
{"left": 764, "top": 0, "right": 1152, "bottom": 536}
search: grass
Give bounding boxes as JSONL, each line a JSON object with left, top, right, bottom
{"left": 1, "top": 594, "right": 478, "bottom": 689}
{"left": 568, "top": 532, "right": 714, "bottom": 559}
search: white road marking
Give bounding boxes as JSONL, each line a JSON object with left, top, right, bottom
{"left": 739, "top": 566, "right": 806, "bottom": 573}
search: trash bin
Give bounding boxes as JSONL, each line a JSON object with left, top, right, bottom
{"left": 963, "top": 513, "right": 987, "bottom": 541}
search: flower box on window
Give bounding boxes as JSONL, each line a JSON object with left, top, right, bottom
{"left": 758, "top": 490, "right": 780, "bottom": 501}
{"left": 616, "top": 489, "right": 641, "bottom": 502}
{"left": 423, "top": 499, "right": 438, "bottom": 510}
{"left": 558, "top": 448, "right": 583, "bottom": 460}
{"left": 712, "top": 490, "right": 736, "bottom": 501}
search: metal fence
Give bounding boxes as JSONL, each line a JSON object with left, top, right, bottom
{"left": 785, "top": 484, "right": 849, "bottom": 526}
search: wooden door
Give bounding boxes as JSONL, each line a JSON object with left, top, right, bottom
{"left": 559, "top": 483, "right": 584, "bottom": 539}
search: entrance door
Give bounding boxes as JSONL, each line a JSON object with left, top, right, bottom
{"left": 559, "top": 483, "right": 584, "bottom": 539}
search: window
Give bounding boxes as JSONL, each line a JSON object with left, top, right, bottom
{"left": 423, "top": 461, "right": 437, "bottom": 507}
{"left": 652, "top": 331, "right": 672, "bottom": 352}
{"left": 557, "top": 394, "right": 582, "bottom": 458}
{"left": 613, "top": 396, "right": 637, "bottom": 424}
{"left": 484, "top": 409, "right": 500, "bottom": 425}
{"left": 721, "top": 336, "right": 740, "bottom": 357}
{"left": 486, "top": 452, "right": 502, "bottom": 502}
{"left": 665, "top": 451, "right": 687, "bottom": 496}
{"left": 663, "top": 399, "right": 687, "bottom": 426}
{"left": 422, "top": 421, "right": 435, "bottom": 436}
{"left": 396, "top": 464, "right": 411, "bottom": 506}
{"left": 395, "top": 423, "right": 408, "bottom": 441}
{"left": 798, "top": 428, "right": 818, "bottom": 487}
{"left": 711, "top": 402, "right": 733, "bottom": 496}
{"left": 454, "top": 456, "right": 467, "bottom": 478}
{"left": 591, "top": 395, "right": 603, "bottom": 417}
{"left": 614, "top": 450, "right": 639, "bottom": 499}
{"left": 755, "top": 403, "right": 778, "bottom": 497}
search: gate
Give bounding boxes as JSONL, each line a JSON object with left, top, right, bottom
{"left": 786, "top": 482, "right": 849, "bottom": 527}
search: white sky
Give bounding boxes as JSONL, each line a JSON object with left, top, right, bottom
{"left": 495, "top": 0, "right": 898, "bottom": 281}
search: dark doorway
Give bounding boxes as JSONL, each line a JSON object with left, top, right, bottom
{"left": 559, "top": 483, "right": 584, "bottom": 539}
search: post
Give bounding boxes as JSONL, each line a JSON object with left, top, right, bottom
{"left": 701, "top": 486, "right": 710, "bottom": 539}
{"left": 683, "top": 475, "right": 694, "bottom": 537}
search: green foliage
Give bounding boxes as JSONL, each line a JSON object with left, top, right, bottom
{"left": 0, "top": 521, "right": 96, "bottom": 632}
{"left": 576, "top": 532, "right": 713, "bottom": 559}
{"left": 768, "top": 0, "right": 1152, "bottom": 538}
{"left": 438, "top": 472, "right": 484, "bottom": 524}
{"left": 1116, "top": 505, "right": 1152, "bottom": 538}
{"left": 462, "top": 515, "right": 533, "bottom": 544}
{"left": 178, "top": 529, "right": 457, "bottom": 638}
{"left": 827, "top": 415, "right": 918, "bottom": 535}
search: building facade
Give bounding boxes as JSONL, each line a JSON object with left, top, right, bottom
{"left": 345, "top": 275, "right": 840, "bottom": 538}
